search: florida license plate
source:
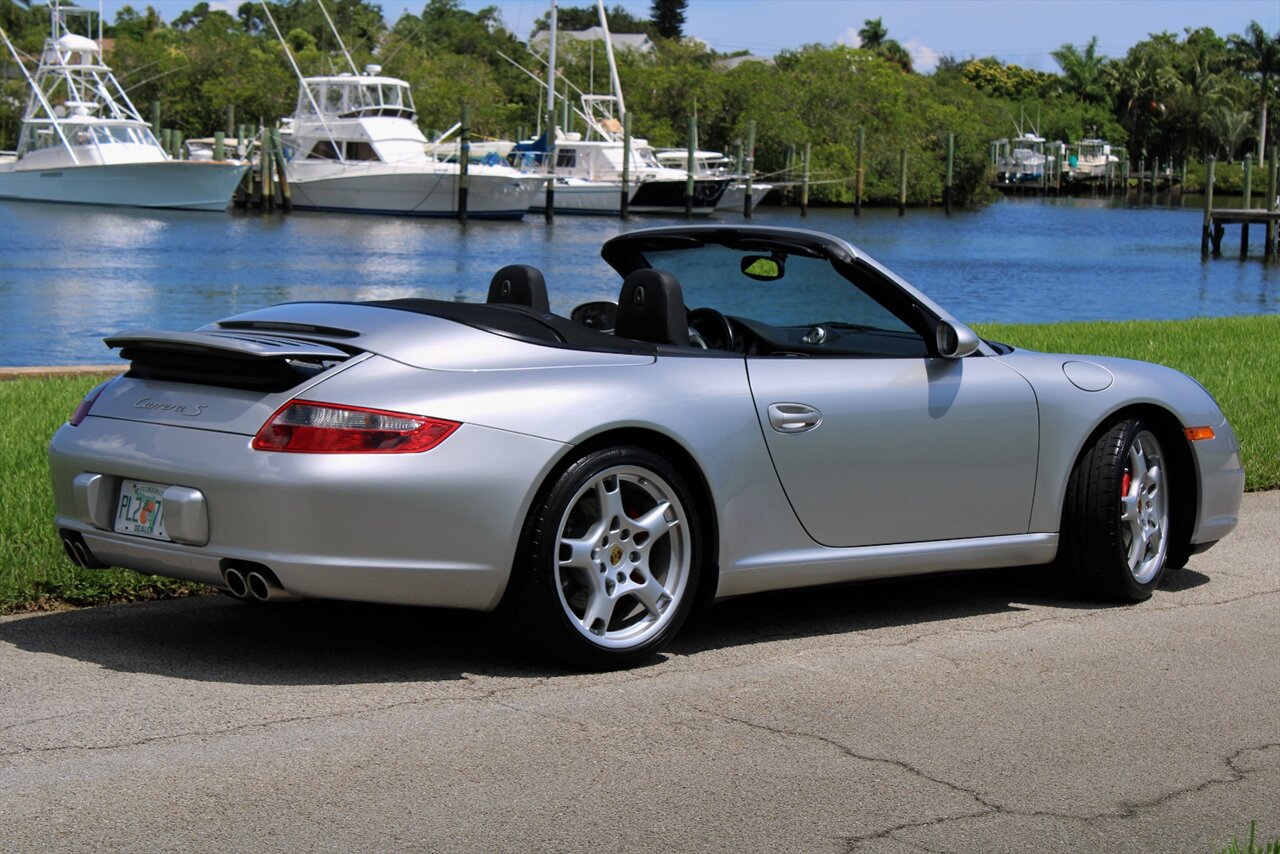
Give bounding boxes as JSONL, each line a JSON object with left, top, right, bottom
{"left": 114, "top": 480, "right": 170, "bottom": 541}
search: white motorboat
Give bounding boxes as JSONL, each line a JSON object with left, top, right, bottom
{"left": 279, "top": 69, "right": 542, "bottom": 218}
{"left": 0, "top": 9, "right": 247, "bottom": 211}
{"left": 511, "top": 1, "right": 727, "bottom": 216}
{"left": 994, "top": 132, "right": 1050, "bottom": 183}
{"left": 655, "top": 148, "right": 771, "bottom": 212}
{"left": 1069, "top": 138, "right": 1120, "bottom": 181}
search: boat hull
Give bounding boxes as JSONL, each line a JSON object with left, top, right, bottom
{"left": 286, "top": 163, "right": 541, "bottom": 219}
{"left": 530, "top": 177, "right": 727, "bottom": 216}
{"left": 717, "top": 182, "right": 772, "bottom": 213}
{"left": 0, "top": 160, "right": 248, "bottom": 211}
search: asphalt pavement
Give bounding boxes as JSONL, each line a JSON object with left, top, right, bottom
{"left": 2, "top": 491, "right": 1277, "bottom": 853}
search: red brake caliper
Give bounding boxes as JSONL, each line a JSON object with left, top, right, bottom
{"left": 1121, "top": 471, "right": 1132, "bottom": 498}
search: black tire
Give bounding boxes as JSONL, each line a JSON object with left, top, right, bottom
{"left": 510, "top": 446, "right": 702, "bottom": 669}
{"left": 1059, "top": 418, "right": 1172, "bottom": 601}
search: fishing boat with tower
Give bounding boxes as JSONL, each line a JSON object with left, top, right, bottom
{"left": 0, "top": 4, "right": 247, "bottom": 210}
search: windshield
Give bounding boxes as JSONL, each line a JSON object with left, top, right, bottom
{"left": 640, "top": 243, "right": 914, "bottom": 333}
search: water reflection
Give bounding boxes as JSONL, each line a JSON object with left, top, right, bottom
{"left": 1, "top": 198, "right": 1276, "bottom": 365}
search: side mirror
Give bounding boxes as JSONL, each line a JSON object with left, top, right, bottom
{"left": 571, "top": 300, "right": 618, "bottom": 332}
{"left": 740, "top": 255, "right": 784, "bottom": 281}
{"left": 935, "top": 320, "right": 980, "bottom": 358}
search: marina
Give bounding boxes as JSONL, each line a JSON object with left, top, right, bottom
{"left": 3, "top": 195, "right": 1277, "bottom": 367}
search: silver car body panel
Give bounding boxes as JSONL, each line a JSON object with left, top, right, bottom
{"left": 47, "top": 225, "right": 1245, "bottom": 613}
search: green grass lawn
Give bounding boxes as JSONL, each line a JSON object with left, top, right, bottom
{"left": 2, "top": 314, "right": 1276, "bottom": 614}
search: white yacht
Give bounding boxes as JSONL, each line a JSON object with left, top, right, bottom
{"left": 0, "top": 11, "right": 247, "bottom": 211}
{"left": 655, "top": 148, "right": 771, "bottom": 212}
{"left": 513, "top": 95, "right": 728, "bottom": 216}
{"left": 279, "top": 69, "right": 542, "bottom": 219}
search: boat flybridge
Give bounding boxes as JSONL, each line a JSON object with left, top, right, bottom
{"left": 279, "top": 68, "right": 542, "bottom": 218}
{"left": 0, "top": 8, "right": 248, "bottom": 211}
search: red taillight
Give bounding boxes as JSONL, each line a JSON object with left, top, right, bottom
{"left": 252, "top": 400, "right": 460, "bottom": 454}
{"left": 70, "top": 380, "right": 110, "bottom": 427}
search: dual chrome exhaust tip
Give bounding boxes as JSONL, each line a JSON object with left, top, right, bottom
{"left": 59, "top": 529, "right": 108, "bottom": 569}
{"left": 221, "top": 563, "right": 300, "bottom": 602}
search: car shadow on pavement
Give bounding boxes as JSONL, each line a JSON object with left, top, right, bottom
{"left": 673, "top": 564, "right": 1213, "bottom": 656}
{"left": 0, "top": 566, "right": 1212, "bottom": 682}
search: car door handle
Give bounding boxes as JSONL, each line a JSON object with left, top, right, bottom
{"left": 768, "top": 403, "right": 822, "bottom": 434}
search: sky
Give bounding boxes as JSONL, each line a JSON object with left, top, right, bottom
{"left": 82, "top": 0, "right": 1280, "bottom": 74}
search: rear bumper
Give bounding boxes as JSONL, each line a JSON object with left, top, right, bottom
{"left": 49, "top": 416, "right": 567, "bottom": 610}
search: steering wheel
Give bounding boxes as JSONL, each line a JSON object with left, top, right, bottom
{"left": 687, "top": 307, "right": 736, "bottom": 352}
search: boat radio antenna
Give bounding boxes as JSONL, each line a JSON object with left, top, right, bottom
{"left": 314, "top": 0, "right": 360, "bottom": 77}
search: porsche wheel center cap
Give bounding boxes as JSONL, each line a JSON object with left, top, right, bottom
{"left": 609, "top": 545, "right": 624, "bottom": 566}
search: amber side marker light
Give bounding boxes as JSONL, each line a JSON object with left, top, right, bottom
{"left": 1184, "top": 426, "right": 1216, "bottom": 441}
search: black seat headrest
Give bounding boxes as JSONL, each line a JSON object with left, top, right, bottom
{"left": 487, "top": 264, "right": 549, "bottom": 312}
{"left": 615, "top": 268, "right": 689, "bottom": 347}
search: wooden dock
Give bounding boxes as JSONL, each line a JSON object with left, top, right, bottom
{"left": 1202, "top": 209, "right": 1280, "bottom": 259}
{"left": 1200, "top": 152, "right": 1279, "bottom": 260}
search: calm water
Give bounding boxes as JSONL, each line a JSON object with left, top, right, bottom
{"left": 1, "top": 195, "right": 1277, "bottom": 365}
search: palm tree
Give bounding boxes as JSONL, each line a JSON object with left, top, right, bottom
{"left": 857, "top": 18, "right": 886, "bottom": 50}
{"left": 1052, "top": 36, "right": 1109, "bottom": 104}
{"left": 1228, "top": 21, "right": 1280, "bottom": 160}
{"left": 1206, "top": 107, "right": 1253, "bottom": 162}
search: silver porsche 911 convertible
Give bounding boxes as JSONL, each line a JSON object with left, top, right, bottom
{"left": 49, "top": 225, "right": 1245, "bottom": 668}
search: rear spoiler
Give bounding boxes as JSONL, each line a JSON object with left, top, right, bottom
{"left": 105, "top": 330, "right": 354, "bottom": 391}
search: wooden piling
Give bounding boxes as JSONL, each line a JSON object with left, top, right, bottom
{"left": 743, "top": 120, "right": 756, "bottom": 218}
{"left": 160, "top": 128, "right": 171, "bottom": 155}
{"left": 685, "top": 112, "right": 696, "bottom": 219}
{"left": 213, "top": 131, "right": 225, "bottom": 162}
{"left": 1200, "top": 156, "right": 1215, "bottom": 257}
{"left": 898, "top": 148, "right": 907, "bottom": 216}
{"left": 944, "top": 132, "right": 954, "bottom": 215}
{"left": 457, "top": 104, "right": 469, "bottom": 222}
{"left": 800, "top": 142, "right": 811, "bottom": 217}
{"left": 1266, "top": 147, "right": 1278, "bottom": 261}
{"left": 225, "top": 104, "right": 235, "bottom": 138}
{"left": 778, "top": 145, "right": 788, "bottom": 206}
{"left": 544, "top": 108, "right": 555, "bottom": 222}
{"left": 260, "top": 125, "right": 273, "bottom": 211}
{"left": 620, "top": 113, "right": 631, "bottom": 219}
{"left": 1153, "top": 157, "right": 1161, "bottom": 195}
{"left": 1241, "top": 154, "right": 1253, "bottom": 257}
{"left": 855, "top": 126, "right": 864, "bottom": 216}
{"left": 271, "top": 128, "right": 291, "bottom": 212}
{"left": 1056, "top": 143, "right": 1064, "bottom": 194}
{"left": 172, "top": 130, "right": 183, "bottom": 160}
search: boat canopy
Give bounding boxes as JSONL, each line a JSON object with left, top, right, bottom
{"left": 295, "top": 75, "right": 416, "bottom": 121}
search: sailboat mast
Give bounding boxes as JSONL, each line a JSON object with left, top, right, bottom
{"left": 595, "top": 0, "right": 624, "bottom": 121}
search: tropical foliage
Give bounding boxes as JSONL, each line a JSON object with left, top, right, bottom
{"left": 1, "top": 2, "right": 1276, "bottom": 204}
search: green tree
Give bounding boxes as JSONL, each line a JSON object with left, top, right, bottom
{"left": 1052, "top": 37, "right": 1109, "bottom": 104}
{"left": 650, "top": 0, "right": 686, "bottom": 40}
{"left": 531, "top": 4, "right": 652, "bottom": 38}
{"left": 857, "top": 18, "right": 886, "bottom": 49}
{"left": 1228, "top": 21, "right": 1280, "bottom": 159}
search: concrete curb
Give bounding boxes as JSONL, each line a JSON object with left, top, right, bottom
{"left": 0, "top": 365, "right": 123, "bottom": 381}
